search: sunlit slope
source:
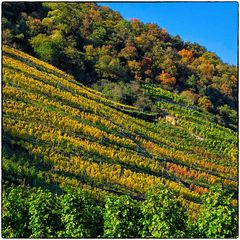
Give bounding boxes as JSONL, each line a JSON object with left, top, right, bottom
{"left": 2, "top": 46, "right": 237, "bottom": 215}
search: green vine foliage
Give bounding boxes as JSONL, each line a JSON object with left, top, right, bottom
{"left": 28, "top": 189, "right": 62, "bottom": 238}
{"left": 2, "top": 186, "right": 31, "bottom": 238}
{"left": 103, "top": 195, "right": 142, "bottom": 238}
{"left": 197, "top": 185, "right": 238, "bottom": 238}
{"left": 141, "top": 185, "right": 187, "bottom": 238}
{"left": 2, "top": 185, "right": 238, "bottom": 238}
{"left": 59, "top": 188, "right": 103, "bottom": 238}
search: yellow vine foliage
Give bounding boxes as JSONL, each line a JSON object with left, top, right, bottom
{"left": 3, "top": 46, "right": 237, "bottom": 216}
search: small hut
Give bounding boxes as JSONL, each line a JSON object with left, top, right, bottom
{"left": 165, "top": 115, "right": 178, "bottom": 126}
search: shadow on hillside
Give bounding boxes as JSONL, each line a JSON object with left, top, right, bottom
{"left": 52, "top": 168, "right": 145, "bottom": 202}
{"left": 2, "top": 130, "right": 63, "bottom": 194}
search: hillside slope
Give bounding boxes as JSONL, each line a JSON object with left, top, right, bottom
{"left": 2, "top": 46, "right": 237, "bottom": 217}
{"left": 2, "top": 2, "right": 238, "bottom": 131}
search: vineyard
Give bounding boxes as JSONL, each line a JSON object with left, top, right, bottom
{"left": 2, "top": 46, "right": 238, "bottom": 237}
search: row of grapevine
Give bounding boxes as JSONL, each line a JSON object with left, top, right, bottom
{"left": 3, "top": 46, "right": 237, "bottom": 217}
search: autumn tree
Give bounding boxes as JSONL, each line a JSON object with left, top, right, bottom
{"left": 159, "top": 71, "right": 176, "bottom": 86}
{"left": 96, "top": 55, "right": 127, "bottom": 81}
{"left": 180, "top": 90, "right": 199, "bottom": 105}
{"left": 130, "top": 18, "right": 142, "bottom": 34}
{"left": 197, "top": 62, "right": 215, "bottom": 80}
{"left": 161, "top": 58, "right": 177, "bottom": 76}
{"left": 118, "top": 43, "right": 138, "bottom": 60}
{"left": 198, "top": 96, "right": 213, "bottom": 111}
{"left": 127, "top": 60, "right": 142, "bottom": 81}
{"left": 178, "top": 48, "right": 194, "bottom": 63}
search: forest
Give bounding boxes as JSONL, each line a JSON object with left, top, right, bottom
{"left": 2, "top": 2, "right": 238, "bottom": 238}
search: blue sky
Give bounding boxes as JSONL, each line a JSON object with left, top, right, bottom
{"left": 98, "top": 2, "right": 238, "bottom": 66}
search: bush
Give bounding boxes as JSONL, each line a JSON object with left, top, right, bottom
{"left": 141, "top": 185, "right": 187, "bottom": 238}
{"left": 180, "top": 90, "right": 199, "bottom": 105}
{"left": 197, "top": 185, "right": 238, "bottom": 238}
{"left": 2, "top": 186, "right": 31, "bottom": 238}
{"left": 103, "top": 195, "right": 142, "bottom": 237}
{"left": 28, "top": 188, "right": 62, "bottom": 238}
{"left": 198, "top": 96, "right": 213, "bottom": 111}
{"left": 2, "top": 184, "right": 238, "bottom": 238}
{"left": 92, "top": 80, "right": 156, "bottom": 111}
{"left": 60, "top": 188, "right": 103, "bottom": 238}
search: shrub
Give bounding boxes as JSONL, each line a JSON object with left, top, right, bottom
{"left": 103, "top": 195, "right": 142, "bottom": 237}
{"left": 197, "top": 185, "right": 238, "bottom": 238}
{"left": 141, "top": 185, "right": 187, "bottom": 238}
{"left": 60, "top": 188, "right": 103, "bottom": 238}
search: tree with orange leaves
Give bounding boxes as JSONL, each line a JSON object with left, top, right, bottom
{"left": 159, "top": 71, "right": 176, "bottom": 86}
{"left": 130, "top": 18, "right": 142, "bottom": 31}
{"left": 178, "top": 49, "right": 194, "bottom": 63}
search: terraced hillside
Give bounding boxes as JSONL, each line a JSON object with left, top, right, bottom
{"left": 2, "top": 45, "right": 237, "bottom": 218}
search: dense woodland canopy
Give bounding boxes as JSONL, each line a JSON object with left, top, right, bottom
{"left": 2, "top": 2, "right": 238, "bottom": 130}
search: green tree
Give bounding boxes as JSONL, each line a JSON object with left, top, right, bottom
{"left": 141, "top": 185, "right": 187, "bottom": 238}
{"left": 95, "top": 55, "right": 127, "bottom": 81}
{"left": 197, "top": 185, "right": 238, "bottom": 238}
{"left": 185, "top": 74, "right": 198, "bottom": 89}
{"left": 180, "top": 90, "right": 199, "bottom": 105}
{"left": 103, "top": 195, "right": 142, "bottom": 237}
{"left": 217, "top": 104, "right": 237, "bottom": 130}
{"left": 30, "top": 30, "right": 65, "bottom": 64}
